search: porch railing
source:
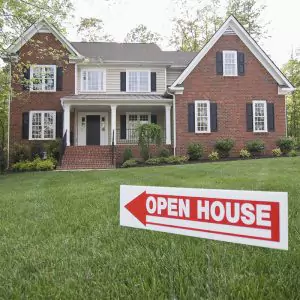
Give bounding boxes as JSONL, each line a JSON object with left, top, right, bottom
{"left": 116, "top": 128, "right": 166, "bottom": 145}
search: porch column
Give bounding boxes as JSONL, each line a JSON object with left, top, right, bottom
{"left": 165, "top": 104, "right": 171, "bottom": 145}
{"left": 111, "top": 105, "right": 117, "bottom": 145}
{"left": 63, "top": 104, "right": 70, "bottom": 146}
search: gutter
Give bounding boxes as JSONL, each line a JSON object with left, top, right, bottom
{"left": 166, "top": 88, "right": 176, "bottom": 156}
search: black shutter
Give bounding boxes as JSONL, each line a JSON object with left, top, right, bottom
{"left": 22, "top": 112, "right": 29, "bottom": 139}
{"left": 267, "top": 103, "right": 275, "bottom": 132}
{"left": 56, "top": 111, "right": 63, "bottom": 138}
{"left": 120, "top": 115, "right": 126, "bottom": 139}
{"left": 238, "top": 52, "right": 245, "bottom": 76}
{"left": 216, "top": 51, "right": 223, "bottom": 75}
{"left": 120, "top": 72, "right": 126, "bottom": 92}
{"left": 151, "top": 114, "right": 157, "bottom": 124}
{"left": 22, "top": 67, "right": 30, "bottom": 90}
{"left": 151, "top": 72, "right": 157, "bottom": 92}
{"left": 56, "top": 67, "right": 63, "bottom": 91}
{"left": 246, "top": 103, "right": 253, "bottom": 132}
{"left": 188, "top": 103, "right": 195, "bottom": 132}
{"left": 210, "top": 103, "right": 218, "bottom": 132}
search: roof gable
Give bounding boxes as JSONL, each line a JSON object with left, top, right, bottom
{"left": 170, "top": 15, "right": 294, "bottom": 93}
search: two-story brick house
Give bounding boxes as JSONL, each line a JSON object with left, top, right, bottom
{"left": 6, "top": 16, "right": 294, "bottom": 169}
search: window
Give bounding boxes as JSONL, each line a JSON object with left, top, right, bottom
{"left": 81, "top": 69, "right": 106, "bottom": 92}
{"left": 253, "top": 101, "right": 267, "bottom": 132}
{"left": 127, "top": 71, "right": 150, "bottom": 92}
{"left": 30, "top": 65, "right": 56, "bottom": 91}
{"left": 223, "top": 51, "right": 237, "bottom": 76}
{"left": 127, "top": 113, "right": 151, "bottom": 141}
{"left": 29, "top": 111, "right": 56, "bottom": 140}
{"left": 195, "top": 100, "right": 210, "bottom": 133}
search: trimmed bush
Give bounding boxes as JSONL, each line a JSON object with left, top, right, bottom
{"left": 215, "top": 138, "right": 235, "bottom": 158}
{"left": 12, "top": 157, "right": 55, "bottom": 172}
{"left": 240, "top": 149, "right": 251, "bottom": 159}
{"left": 276, "top": 137, "right": 294, "bottom": 155}
{"left": 165, "top": 156, "right": 189, "bottom": 165}
{"left": 121, "top": 159, "right": 138, "bottom": 168}
{"left": 208, "top": 151, "right": 219, "bottom": 161}
{"left": 145, "top": 158, "right": 161, "bottom": 165}
{"left": 272, "top": 148, "right": 282, "bottom": 157}
{"left": 187, "top": 143, "right": 203, "bottom": 160}
{"left": 159, "top": 147, "right": 170, "bottom": 158}
{"left": 246, "top": 139, "right": 265, "bottom": 156}
{"left": 123, "top": 147, "right": 133, "bottom": 163}
{"left": 288, "top": 150, "right": 298, "bottom": 157}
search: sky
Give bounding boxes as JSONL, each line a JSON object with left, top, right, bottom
{"left": 65, "top": 0, "right": 300, "bottom": 67}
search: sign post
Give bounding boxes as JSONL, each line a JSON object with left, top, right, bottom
{"left": 120, "top": 185, "right": 288, "bottom": 250}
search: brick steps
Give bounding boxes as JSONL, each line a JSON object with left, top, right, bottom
{"left": 59, "top": 146, "right": 115, "bottom": 170}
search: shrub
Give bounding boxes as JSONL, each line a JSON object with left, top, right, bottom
{"left": 276, "top": 137, "right": 294, "bottom": 155}
{"left": 121, "top": 159, "right": 138, "bottom": 168}
{"left": 208, "top": 151, "right": 219, "bottom": 161}
{"left": 145, "top": 158, "right": 162, "bottom": 165}
{"left": 123, "top": 147, "right": 133, "bottom": 162}
{"left": 12, "top": 157, "right": 55, "bottom": 172}
{"left": 246, "top": 140, "right": 265, "bottom": 156}
{"left": 44, "top": 139, "right": 61, "bottom": 161}
{"left": 215, "top": 138, "right": 235, "bottom": 158}
{"left": 165, "top": 155, "right": 189, "bottom": 164}
{"left": 159, "top": 147, "right": 170, "bottom": 158}
{"left": 11, "top": 143, "right": 31, "bottom": 162}
{"left": 272, "top": 148, "right": 282, "bottom": 157}
{"left": 240, "top": 149, "right": 251, "bottom": 159}
{"left": 187, "top": 143, "right": 203, "bottom": 160}
{"left": 288, "top": 150, "right": 298, "bottom": 157}
{"left": 30, "top": 141, "right": 46, "bottom": 159}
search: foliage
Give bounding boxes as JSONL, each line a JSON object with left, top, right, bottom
{"left": 208, "top": 151, "right": 219, "bottom": 161}
{"left": 145, "top": 158, "right": 162, "bottom": 165}
{"left": 159, "top": 147, "right": 170, "bottom": 158}
{"left": 272, "top": 148, "right": 282, "bottom": 157}
{"left": 240, "top": 149, "right": 251, "bottom": 159}
{"left": 215, "top": 138, "right": 235, "bottom": 158}
{"left": 288, "top": 150, "right": 298, "bottom": 157}
{"left": 122, "top": 147, "right": 133, "bottom": 163}
{"left": 12, "top": 157, "right": 55, "bottom": 172}
{"left": 44, "top": 139, "right": 61, "bottom": 161}
{"left": 276, "top": 137, "right": 295, "bottom": 155}
{"left": 246, "top": 139, "right": 265, "bottom": 156}
{"left": 124, "top": 24, "right": 161, "bottom": 44}
{"left": 121, "top": 159, "right": 138, "bottom": 168}
{"left": 164, "top": 155, "right": 189, "bottom": 164}
{"left": 137, "top": 124, "right": 162, "bottom": 161}
{"left": 187, "top": 143, "right": 203, "bottom": 160}
{"left": 11, "top": 143, "right": 31, "bottom": 163}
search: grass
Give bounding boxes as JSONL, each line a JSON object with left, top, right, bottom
{"left": 0, "top": 157, "right": 300, "bottom": 299}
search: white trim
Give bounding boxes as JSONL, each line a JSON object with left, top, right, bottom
{"left": 252, "top": 100, "right": 268, "bottom": 133}
{"left": 29, "top": 110, "right": 56, "bottom": 140}
{"left": 126, "top": 70, "right": 151, "bottom": 93}
{"left": 171, "top": 15, "right": 294, "bottom": 93}
{"left": 30, "top": 65, "right": 57, "bottom": 92}
{"left": 194, "top": 100, "right": 211, "bottom": 133}
{"left": 223, "top": 50, "right": 238, "bottom": 76}
{"left": 75, "top": 64, "right": 78, "bottom": 95}
{"left": 80, "top": 68, "right": 106, "bottom": 92}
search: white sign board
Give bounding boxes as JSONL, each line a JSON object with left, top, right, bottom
{"left": 120, "top": 185, "right": 288, "bottom": 250}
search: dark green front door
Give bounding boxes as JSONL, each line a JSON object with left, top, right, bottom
{"left": 86, "top": 115, "right": 100, "bottom": 145}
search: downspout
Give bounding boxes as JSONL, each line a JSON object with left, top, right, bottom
{"left": 167, "top": 89, "right": 176, "bottom": 156}
{"left": 6, "top": 61, "right": 12, "bottom": 169}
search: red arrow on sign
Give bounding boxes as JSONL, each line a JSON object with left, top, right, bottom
{"left": 125, "top": 191, "right": 148, "bottom": 226}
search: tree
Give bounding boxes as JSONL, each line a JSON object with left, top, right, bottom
{"left": 282, "top": 60, "right": 300, "bottom": 140}
{"left": 77, "top": 17, "right": 113, "bottom": 42}
{"left": 226, "top": 0, "right": 268, "bottom": 42}
{"left": 124, "top": 24, "right": 161, "bottom": 44}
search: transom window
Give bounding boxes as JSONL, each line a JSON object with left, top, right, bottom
{"left": 30, "top": 65, "right": 56, "bottom": 91}
{"left": 127, "top": 113, "right": 151, "bottom": 141}
{"left": 195, "top": 100, "right": 211, "bottom": 133}
{"left": 223, "top": 51, "right": 237, "bottom": 76}
{"left": 127, "top": 71, "right": 150, "bottom": 92}
{"left": 29, "top": 111, "right": 56, "bottom": 140}
{"left": 81, "top": 69, "right": 106, "bottom": 92}
{"left": 253, "top": 100, "right": 267, "bottom": 132}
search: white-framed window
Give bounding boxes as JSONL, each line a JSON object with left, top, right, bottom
{"left": 223, "top": 51, "right": 238, "bottom": 76}
{"left": 29, "top": 111, "right": 56, "bottom": 140}
{"left": 126, "top": 112, "right": 151, "bottom": 141}
{"left": 81, "top": 69, "right": 106, "bottom": 92}
{"left": 253, "top": 100, "right": 268, "bottom": 132}
{"left": 195, "top": 100, "right": 211, "bottom": 133}
{"left": 126, "top": 71, "right": 150, "bottom": 92}
{"left": 30, "top": 65, "right": 56, "bottom": 91}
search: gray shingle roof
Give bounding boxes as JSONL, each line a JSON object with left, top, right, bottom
{"left": 71, "top": 42, "right": 197, "bottom": 66}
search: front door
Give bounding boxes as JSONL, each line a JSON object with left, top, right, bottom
{"left": 86, "top": 115, "right": 100, "bottom": 145}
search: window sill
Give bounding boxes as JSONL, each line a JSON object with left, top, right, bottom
{"left": 29, "top": 138, "right": 56, "bottom": 141}
{"left": 29, "top": 90, "right": 57, "bottom": 93}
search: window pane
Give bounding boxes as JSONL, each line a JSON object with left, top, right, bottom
{"left": 196, "top": 102, "right": 209, "bottom": 132}
{"left": 86, "top": 71, "right": 102, "bottom": 91}
{"left": 32, "top": 66, "right": 55, "bottom": 91}
{"left": 128, "top": 72, "right": 138, "bottom": 92}
{"left": 128, "top": 72, "right": 149, "bottom": 92}
{"left": 43, "top": 112, "right": 55, "bottom": 139}
{"left": 139, "top": 72, "right": 149, "bottom": 92}
{"left": 254, "top": 102, "right": 266, "bottom": 131}
{"left": 32, "top": 67, "right": 43, "bottom": 91}
{"left": 224, "top": 52, "right": 237, "bottom": 76}
{"left": 32, "top": 112, "right": 42, "bottom": 139}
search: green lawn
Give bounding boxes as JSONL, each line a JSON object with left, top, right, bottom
{"left": 0, "top": 158, "right": 299, "bottom": 299}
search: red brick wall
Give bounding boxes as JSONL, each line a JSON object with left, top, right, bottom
{"left": 10, "top": 33, "right": 75, "bottom": 146}
{"left": 175, "top": 34, "right": 286, "bottom": 156}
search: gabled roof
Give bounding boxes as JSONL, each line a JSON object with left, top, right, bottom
{"left": 7, "top": 18, "right": 82, "bottom": 58}
{"left": 170, "top": 15, "right": 294, "bottom": 93}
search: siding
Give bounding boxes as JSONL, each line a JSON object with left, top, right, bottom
{"left": 77, "top": 65, "right": 166, "bottom": 94}
{"left": 166, "top": 68, "right": 183, "bottom": 86}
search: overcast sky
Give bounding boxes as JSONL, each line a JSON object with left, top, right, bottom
{"left": 65, "top": 0, "right": 300, "bottom": 67}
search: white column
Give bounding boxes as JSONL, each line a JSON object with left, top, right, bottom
{"left": 63, "top": 104, "right": 70, "bottom": 146}
{"left": 111, "top": 105, "right": 117, "bottom": 145}
{"left": 165, "top": 105, "right": 171, "bottom": 145}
